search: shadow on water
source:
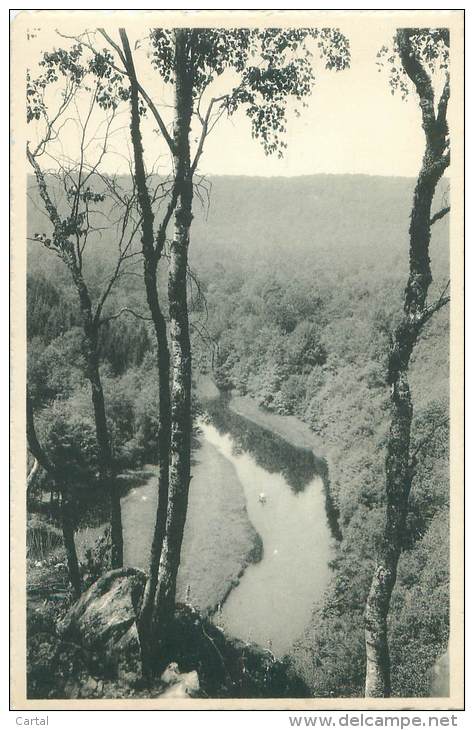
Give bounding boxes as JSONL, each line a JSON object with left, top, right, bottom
{"left": 202, "top": 393, "right": 342, "bottom": 541}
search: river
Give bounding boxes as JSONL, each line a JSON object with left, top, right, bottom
{"left": 119, "top": 393, "right": 337, "bottom": 657}
{"left": 202, "top": 395, "right": 336, "bottom": 655}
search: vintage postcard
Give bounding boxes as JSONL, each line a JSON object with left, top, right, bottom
{"left": 10, "top": 9, "right": 464, "bottom": 710}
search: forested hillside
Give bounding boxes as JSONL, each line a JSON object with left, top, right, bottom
{"left": 188, "top": 177, "right": 450, "bottom": 698}
{"left": 27, "top": 173, "right": 449, "bottom": 697}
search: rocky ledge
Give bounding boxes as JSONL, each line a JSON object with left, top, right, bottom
{"left": 30, "top": 567, "right": 309, "bottom": 700}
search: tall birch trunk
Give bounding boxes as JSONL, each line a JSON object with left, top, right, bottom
{"left": 119, "top": 29, "right": 175, "bottom": 656}
{"left": 138, "top": 258, "right": 172, "bottom": 650}
{"left": 364, "top": 29, "right": 450, "bottom": 697}
{"left": 153, "top": 29, "right": 194, "bottom": 633}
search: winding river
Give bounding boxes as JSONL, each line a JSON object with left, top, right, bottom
{"left": 120, "top": 393, "right": 337, "bottom": 657}
{"left": 202, "top": 396, "right": 336, "bottom": 655}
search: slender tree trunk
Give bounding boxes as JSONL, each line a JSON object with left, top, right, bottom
{"left": 27, "top": 153, "right": 123, "bottom": 569}
{"left": 153, "top": 29, "right": 194, "bottom": 633}
{"left": 77, "top": 279, "right": 123, "bottom": 570}
{"left": 364, "top": 29, "right": 450, "bottom": 697}
{"left": 88, "top": 341, "right": 123, "bottom": 570}
{"left": 60, "top": 489, "right": 82, "bottom": 599}
{"left": 119, "top": 30, "right": 175, "bottom": 656}
{"left": 365, "top": 364, "right": 414, "bottom": 696}
{"left": 138, "top": 261, "right": 172, "bottom": 650}
{"left": 365, "top": 170, "right": 448, "bottom": 697}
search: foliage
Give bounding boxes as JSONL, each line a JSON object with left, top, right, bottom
{"left": 188, "top": 175, "right": 449, "bottom": 697}
{"left": 24, "top": 22, "right": 451, "bottom": 699}
{"left": 28, "top": 168, "right": 450, "bottom": 697}
{"left": 31, "top": 352, "right": 161, "bottom": 480}
{"left": 376, "top": 29, "right": 449, "bottom": 98}
{"left": 149, "top": 27, "right": 350, "bottom": 157}
{"left": 27, "top": 41, "right": 130, "bottom": 124}
{"left": 102, "top": 353, "right": 161, "bottom": 467}
{"left": 36, "top": 397, "right": 99, "bottom": 486}
{"left": 27, "top": 273, "right": 152, "bottom": 390}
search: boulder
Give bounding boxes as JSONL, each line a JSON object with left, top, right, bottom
{"left": 160, "top": 662, "right": 200, "bottom": 698}
{"left": 58, "top": 567, "right": 147, "bottom": 679}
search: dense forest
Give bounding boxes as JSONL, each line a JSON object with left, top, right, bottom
{"left": 22, "top": 24, "right": 452, "bottom": 704}
{"left": 189, "top": 180, "right": 450, "bottom": 697}
{"left": 27, "top": 172, "right": 449, "bottom": 698}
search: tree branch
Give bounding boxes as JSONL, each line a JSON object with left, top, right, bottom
{"left": 26, "top": 146, "right": 62, "bottom": 231}
{"left": 118, "top": 28, "right": 175, "bottom": 154}
{"left": 409, "top": 416, "right": 449, "bottom": 467}
{"left": 437, "top": 73, "right": 450, "bottom": 126}
{"left": 154, "top": 184, "right": 179, "bottom": 262}
{"left": 418, "top": 280, "right": 450, "bottom": 327}
{"left": 191, "top": 95, "right": 227, "bottom": 175}
{"left": 57, "top": 30, "right": 128, "bottom": 78}
{"left": 396, "top": 29, "right": 436, "bottom": 140}
{"left": 99, "top": 307, "right": 153, "bottom": 325}
{"left": 93, "top": 190, "right": 142, "bottom": 324}
{"left": 430, "top": 206, "right": 450, "bottom": 226}
{"left": 98, "top": 27, "right": 128, "bottom": 68}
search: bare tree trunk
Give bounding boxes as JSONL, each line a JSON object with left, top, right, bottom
{"left": 119, "top": 30, "right": 176, "bottom": 658}
{"left": 74, "top": 270, "right": 123, "bottom": 569}
{"left": 138, "top": 260, "right": 172, "bottom": 649}
{"left": 153, "top": 29, "right": 194, "bottom": 633}
{"left": 88, "top": 340, "right": 123, "bottom": 570}
{"left": 364, "top": 29, "right": 450, "bottom": 697}
{"left": 27, "top": 153, "right": 123, "bottom": 570}
{"left": 365, "top": 363, "right": 414, "bottom": 696}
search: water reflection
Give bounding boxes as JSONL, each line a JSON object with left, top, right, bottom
{"left": 203, "top": 396, "right": 322, "bottom": 494}
{"left": 203, "top": 395, "right": 341, "bottom": 542}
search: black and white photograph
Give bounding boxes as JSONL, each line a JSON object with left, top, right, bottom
{"left": 9, "top": 8, "right": 464, "bottom": 711}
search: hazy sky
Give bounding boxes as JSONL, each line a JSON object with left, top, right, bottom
{"left": 24, "top": 11, "right": 455, "bottom": 178}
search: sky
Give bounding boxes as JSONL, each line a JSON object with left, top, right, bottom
{"left": 22, "top": 11, "right": 457, "bottom": 179}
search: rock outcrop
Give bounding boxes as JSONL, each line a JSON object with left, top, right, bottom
{"left": 44, "top": 568, "right": 308, "bottom": 700}
{"left": 58, "top": 567, "right": 147, "bottom": 680}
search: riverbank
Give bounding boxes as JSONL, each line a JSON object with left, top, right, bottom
{"left": 227, "top": 392, "right": 342, "bottom": 536}
{"left": 195, "top": 375, "right": 341, "bottom": 542}
{"left": 176, "top": 433, "right": 263, "bottom": 612}
{"left": 195, "top": 374, "right": 325, "bottom": 458}
{"left": 28, "top": 447, "right": 262, "bottom": 619}
{"left": 119, "top": 434, "right": 262, "bottom": 614}
{"left": 229, "top": 395, "right": 324, "bottom": 457}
